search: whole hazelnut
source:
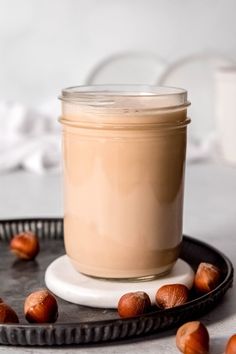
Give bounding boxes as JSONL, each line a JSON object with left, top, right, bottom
{"left": 176, "top": 321, "right": 209, "bottom": 354}
{"left": 225, "top": 334, "right": 236, "bottom": 354}
{"left": 117, "top": 291, "right": 151, "bottom": 318}
{"left": 194, "top": 262, "right": 221, "bottom": 294}
{"left": 156, "top": 284, "right": 189, "bottom": 309}
{"left": 10, "top": 231, "right": 40, "bottom": 260}
{"left": 0, "top": 303, "right": 19, "bottom": 323}
{"left": 24, "top": 289, "right": 58, "bottom": 323}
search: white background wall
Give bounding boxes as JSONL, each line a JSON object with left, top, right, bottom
{"left": 0, "top": 0, "right": 235, "bottom": 105}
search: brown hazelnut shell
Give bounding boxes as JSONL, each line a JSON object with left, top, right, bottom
{"left": 118, "top": 291, "right": 151, "bottom": 318}
{"left": 0, "top": 303, "right": 19, "bottom": 324}
{"left": 24, "top": 289, "right": 58, "bottom": 323}
{"left": 194, "top": 262, "right": 221, "bottom": 294}
{"left": 10, "top": 231, "right": 40, "bottom": 260}
{"left": 225, "top": 334, "right": 236, "bottom": 354}
{"left": 156, "top": 284, "right": 189, "bottom": 309}
{"left": 176, "top": 321, "right": 209, "bottom": 354}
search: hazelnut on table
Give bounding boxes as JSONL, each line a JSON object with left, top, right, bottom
{"left": 176, "top": 321, "right": 209, "bottom": 354}
{"left": 225, "top": 334, "right": 236, "bottom": 354}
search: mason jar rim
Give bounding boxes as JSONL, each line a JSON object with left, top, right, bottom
{"left": 59, "top": 85, "right": 190, "bottom": 111}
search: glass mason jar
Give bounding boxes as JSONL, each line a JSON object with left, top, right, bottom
{"left": 59, "top": 85, "right": 190, "bottom": 280}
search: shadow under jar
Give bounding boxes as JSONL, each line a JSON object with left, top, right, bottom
{"left": 59, "top": 85, "right": 190, "bottom": 280}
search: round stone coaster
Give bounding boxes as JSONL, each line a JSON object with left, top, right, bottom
{"left": 45, "top": 255, "right": 194, "bottom": 309}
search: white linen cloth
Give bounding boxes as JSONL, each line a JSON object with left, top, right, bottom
{"left": 0, "top": 100, "right": 61, "bottom": 174}
{"left": 0, "top": 100, "right": 221, "bottom": 174}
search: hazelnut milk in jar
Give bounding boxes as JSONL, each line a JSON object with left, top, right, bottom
{"left": 59, "top": 85, "right": 190, "bottom": 280}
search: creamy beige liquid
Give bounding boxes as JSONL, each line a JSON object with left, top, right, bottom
{"left": 61, "top": 102, "right": 188, "bottom": 279}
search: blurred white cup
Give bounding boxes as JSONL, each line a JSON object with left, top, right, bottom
{"left": 215, "top": 67, "right": 236, "bottom": 164}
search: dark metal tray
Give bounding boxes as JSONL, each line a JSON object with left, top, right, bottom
{"left": 0, "top": 218, "right": 233, "bottom": 346}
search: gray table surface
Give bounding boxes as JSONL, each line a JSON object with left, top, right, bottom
{"left": 0, "top": 162, "right": 235, "bottom": 353}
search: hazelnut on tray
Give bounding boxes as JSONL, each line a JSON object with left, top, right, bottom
{"left": 194, "top": 262, "right": 221, "bottom": 294}
{"left": 24, "top": 289, "right": 58, "bottom": 323}
{"left": 156, "top": 284, "right": 189, "bottom": 309}
{"left": 0, "top": 303, "right": 19, "bottom": 324}
{"left": 10, "top": 231, "right": 40, "bottom": 260}
{"left": 117, "top": 291, "right": 151, "bottom": 318}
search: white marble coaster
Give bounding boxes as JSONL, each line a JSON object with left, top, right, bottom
{"left": 45, "top": 255, "right": 194, "bottom": 309}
